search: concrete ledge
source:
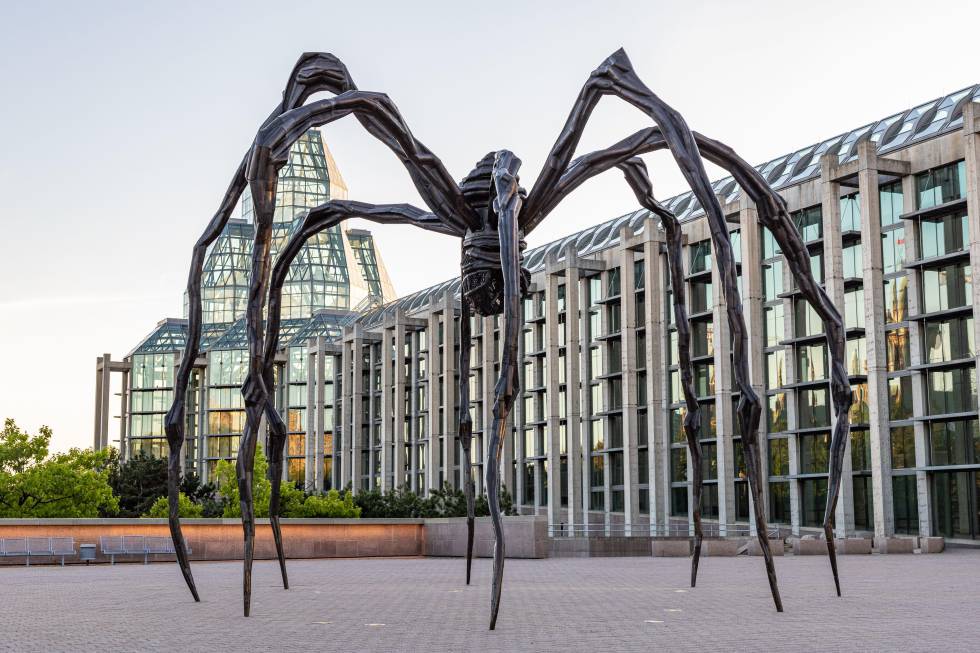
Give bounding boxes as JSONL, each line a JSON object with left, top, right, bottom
{"left": 423, "top": 516, "right": 548, "bottom": 559}
{"left": 919, "top": 536, "right": 945, "bottom": 553}
{"left": 702, "top": 538, "right": 741, "bottom": 556}
{"left": 836, "top": 538, "right": 872, "bottom": 555}
{"left": 875, "top": 536, "right": 914, "bottom": 554}
{"left": 651, "top": 539, "right": 692, "bottom": 557}
{"left": 746, "top": 538, "right": 785, "bottom": 556}
{"left": 792, "top": 538, "right": 828, "bottom": 555}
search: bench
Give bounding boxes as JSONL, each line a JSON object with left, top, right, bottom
{"left": 100, "top": 536, "right": 191, "bottom": 564}
{"left": 0, "top": 537, "right": 77, "bottom": 566}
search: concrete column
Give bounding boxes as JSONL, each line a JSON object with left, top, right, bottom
{"left": 306, "top": 341, "right": 317, "bottom": 489}
{"left": 119, "top": 369, "right": 129, "bottom": 459}
{"left": 781, "top": 235, "right": 801, "bottom": 537}
{"left": 564, "top": 256, "right": 585, "bottom": 533}
{"left": 340, "top": 338, "right": 352, "bottom": 489}
{"left": 93, "top": 356, "right": 103, "bottom": 451}
{"left": 857, "top": 142, "right": 894, "bottom": 538}
{"left": 739, "top": 198, "right": 766, "bottom": 536}
{"left": 408, "top": 329, "right": 420, "bottom": 493}
{"left": 642, "top": 228, "right": 669, "bottom": 533}
{"left": 351, "top": 336, "right": 365, "bottom": 492}
{"left": 198, "top": 356, "right": 210, "bottom": 478}
{"left": 441, "top": 297, "right": 457, "bottom": 489}
{"left": 579, "top": 270, "right": 595, "bottom": 527}
{"left": 380, "top": 327, "right": 392, "bottom": 492}
{"left": 314, "top": 336, "right": 327, "bottom": 491}
{"left": 820, "top": 158, "right": 855, "bottom": 534}
{"left": 545, "top": 266, "right": 563, "bottom": 534}
{"left": 711, "top": 234, "right": 736, "bottom": 535}
{"left": 964, "top": 103, "right": 980, "bottom": 379}
{"left": 618, "top": 237, "right": 641, "bottom": 534}
{"left": 367, "top": 340, "right": 378, "bottom": 489}
{"left": 394, "top": 318, "right": 408, "bottom": 490}
{"left": 426, "top": 312, "right": 441, "bottom": 492}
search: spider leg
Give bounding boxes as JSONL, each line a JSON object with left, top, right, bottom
{"left": 162, "top": 51, "right": 362, "bottom": 603}
{"left": 256, "top": 91, "right": 480, "bottom": 234}
{"left": 551, "top": 125, "right": 850, "bottom": 601}
{"left": 617, "top": 159, "right": 705, "bottom": 587}
{"left": 486, "top": 151, "right": 523, "bottom": 631}
{"left": 457, "top": 288, "right": 476, "bottom": 585}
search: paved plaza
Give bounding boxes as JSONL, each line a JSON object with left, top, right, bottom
{"left": 2, "top": 550, "right": 978, "bottom": 652}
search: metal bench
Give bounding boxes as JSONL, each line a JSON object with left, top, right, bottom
{"left": 0, "top": 537, "right": 76, "bottom": 566}
{"left": 100, "top": 535, "right": 190, "bottom": 564}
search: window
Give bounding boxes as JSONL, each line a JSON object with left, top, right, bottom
{"left": 883, "top": 276, "right": 908, "bottom": 324}
{"left": 842, "top": 244, "right": 863, "bottom": 280}
{"left": 923, "top": 316, "right": 975, "bottom": 363}
{"left": 795, "top": 299, "right": 824, "bottom": 338}
{"left": 879, "top": 182, "right": 904, "bottom": 227}
{"left": 845, "top": 337, "right": 867, "bottom": 376}
{"left": 916, "top": 161, "right": 967, "bottom": 209}
{"left": 792, "top": 206, "right": 823, "bottom": 243}
{"left": 769, "top": 482, "right": 790, "bottom": 523}
{"left": 691, "top": 281, "right": 712, "bottom": 313}
{"left": 919, "top": 211, "right": 968, "bottom": 259}
{"left": 690, "top": 241, "right": 712, "bottom": 274}
{"left": 768, "top": 438, "right": 789, "bottom": 475}
{"left": 844, "top": 288, "right": 864, "bottom": 330}
{"left": 766, "top": 350, "right": 786, "bottom": 387}
{"left": 851, "top": 430, "right": 871, "bottom": 471}
{"left": 763, "top": 260, "right": 784, "bottom": 300}
{"left": 929, "top": 419, "right": 979, "bottom": 466}
{"left": 767, "top": 393, "right": 788, "bottom": 432}
{"left": 886, "top": 328, "right": 910, "bottom": 371}
{"left": 888, "top": 376, "right": 913, "bottom": 420}
{"left": 765, "top": 304, "right": 785, "bottom": 347}
{"left": 840, "top": 193, "right": 861, "bottom": 231}
{"left": 927, "top": 367, "right": 978, "bottom": 415}
{"left": 882, "top": 228, "right": 905, "bottom": 273}
{"left": 762, "top": 227, "right": 781, "bottom": 258}
{"left": 800, "top": 432, "right": 830, "bottom": 474}
{"left": 891, "top": 426, "right": 916, "bottom": 469}
{"left": 797, "top": 343, "right": 827, "bottom": 382}
{"left": 801, "top": 478, "right": 828, "bottom": 527}
{"left": 798, "top": 389, "right": 830, "bottom": 429}
{"left": 921, "top": 263, "right": 972, "bottom": 313}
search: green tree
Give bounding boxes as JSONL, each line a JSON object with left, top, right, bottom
{"left": 145, "top": 492, "right": 203, "bottom": 518}
{"left": 0, "top": 418, "right": 118, "bottom": 518}
{"left": 108, "top": 452, "right": 168, "bottom": 517}
{"left": 213, "top": 445, "right": 305, "bottom": 518}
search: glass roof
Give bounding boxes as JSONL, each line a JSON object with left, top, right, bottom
{"left": 128, "top": 319, "right": 188, "bottom": 356}
{"left": 287, "top": 309, "right": 352, "bottom": 346}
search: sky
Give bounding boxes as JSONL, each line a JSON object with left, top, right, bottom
{"left": 1, "top": 0, "right": 978, "bottom": 453}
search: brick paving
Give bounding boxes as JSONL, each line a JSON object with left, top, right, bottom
{"left": 2, "top": 550, "right": 978, "bottom": 652}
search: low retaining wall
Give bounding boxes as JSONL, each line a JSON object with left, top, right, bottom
{"left": 0, "top": 518, "right": 424, "bottom": 565}
{"left": 424, "top": 516, "right": 549, "bottom": 559}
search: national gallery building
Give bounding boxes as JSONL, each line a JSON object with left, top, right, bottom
{"left": 96, "top": 85, "right": 980, "bottom": 544}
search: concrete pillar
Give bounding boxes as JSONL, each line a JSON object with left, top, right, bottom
{"left": 739, "top": 198, "right": 766, "bottom": 536}
{"left": 820, "top": 157, "right": 855, "bottom": 534}
{"left": 618, "top": 235, "right": 642, "bottom": 534}
{"left": 314, "top": 336, "right": 327, "bottom": 491}
{"left": 964, "top": 103, "right": 980, "bottom": 380}
{"left": 564, "top": 255, "right": 585, "bottom": 533}
{"left": 306, "top": 341, "right": 317, "bottom": 488}
{"left": 119, "top": 368, "right": 129, "bottom": 459}
{"left": 394, "top": 317, "right": 408, "bottom": 490}
{"left": 441, "top": 296, "right": 457, "bottom": 489}
{"left": 712, "top": 231, "right": 736, "bottom": 535}
{"left": 380, "top": 327, "right": 392, "bottom": 492}
{"left": 578, "top": 268, "right": 593, "bottom": 527}
{"left": 545, "top": 264, "right": 563, "bottom": 534}
{"left": 94, "top": 356, "right": 103, "bottom": 451}
{"left": 340, "top": 338, "right": 352, "bottom": 489}
{"left": 426, "top": 312, "right": 441, "bottom": 492}
{"left": 642, "top": 226, "right": 669, "bottom": 533}
{"left": 350, "top": 336, "right": 365, "bottom": 491}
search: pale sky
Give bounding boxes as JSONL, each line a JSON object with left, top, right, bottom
{"left": 1, "top": 0, "right": 978, "bottom": 453}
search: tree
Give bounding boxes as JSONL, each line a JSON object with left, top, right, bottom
{"left": 213, "top": 444, "right": 304, "bottom": 518}
{"left": 108, "top": 452, "right": 168, "bottom": 517}
{"left": 145, "top": 492, "right": 203, "bottom": 518}
{"left": 287, "top": 489, "right": 360, "bottom": 518}
{"left": 0, "top": 418, "right": 118, "bottom": 518}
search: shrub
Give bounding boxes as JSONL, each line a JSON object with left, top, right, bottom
{"left": 145, "top": 492, "right": 203, "bottom": 518}
{"left": 353, "top": 481, "right": 517, "bottom": 518}
{"left": 288, "top": 489, "right": 360, "bottom": 518}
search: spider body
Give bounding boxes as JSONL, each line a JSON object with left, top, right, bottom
{"left": 165, "top": 48, "right": 853, "bottom": 631}
{"left": 460, "top": 152, "right": 531, "bottom": 316}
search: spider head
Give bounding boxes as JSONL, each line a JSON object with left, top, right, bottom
{"left": 459, "top": 153, "right": 530, "bottom": 316}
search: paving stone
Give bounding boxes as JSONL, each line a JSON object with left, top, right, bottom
{"left": 1, "top": 550, "right": 977, "bottom": 651}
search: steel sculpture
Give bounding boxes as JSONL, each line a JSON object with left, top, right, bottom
{"left": 167, "top": 48, "right": 853, "bottom": 627}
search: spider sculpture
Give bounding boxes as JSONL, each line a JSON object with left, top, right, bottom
{"left": 166, "top": 48, "right": 853, "bottom": 628}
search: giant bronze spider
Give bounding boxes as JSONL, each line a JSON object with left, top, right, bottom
{"left": 165, "top": 49, "right": 853, "bottom": 629}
